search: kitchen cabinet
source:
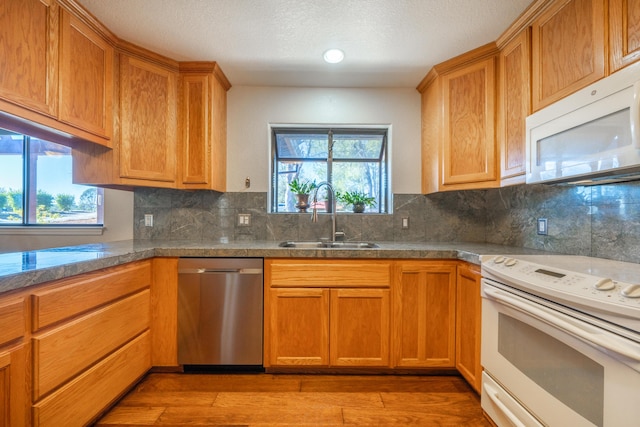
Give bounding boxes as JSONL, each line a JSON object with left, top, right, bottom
{"left": 0, "top": 297, "right": 29, "bottom": 426}
{"left": 498, "top": 29, "right": 530, "bottom": 185}
{"left": 59, "top": 8, "right": 114, "bottom": 142}
{"left": 178, "top": 63, "right": 230, "bottom": 191}
{"left": 393, "top": 261, "right": 457, "bottom": 368}
{"left": 610, "top": 0, "right": 640, "bottom": 72}
{"left": 118, "top": 54, "right": 178, "bottom": 186}
{"left": 28, "top": 260, "right": 152, "bottom": 426}
{"left": 531, "top": 0, "right": 606, "bottom": 111}
{"left": 455, "top": 262, "right": 482, "bottom": 393}
{"left": 264, "top": 259, "right": 392, "bottom": 368}
{"left": 418, "top": 44, "right": 499, "bottom": 193}
{"left": 0, "top": 0, "right": 58, "bottom": 117}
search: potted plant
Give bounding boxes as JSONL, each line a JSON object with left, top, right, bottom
{"left": 337, "top": 190, "right": 376, "bottom": 213}
{"left": 288, "top": 178, "right": 316, "bottom": 212}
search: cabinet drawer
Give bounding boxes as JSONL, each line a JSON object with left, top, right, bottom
{"left": 267, "top": 259, "right": 392, "bottom": 288}
{"left": 32, "top": 260, "right": 151, "bottom": 331}
{"left": 0, "top": 297, "right": 26, "bottom": 347}
{"left": 33, "top": 290, "right": 150, "bottom": 400}
{"left": 32, "top": 331, "right": 151, "bottom": 427}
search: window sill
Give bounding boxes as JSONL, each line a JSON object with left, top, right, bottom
{"left": 0, "top": 226, "right": 105, "bottom": 236}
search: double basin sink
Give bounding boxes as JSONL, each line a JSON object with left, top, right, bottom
{"left": 279, "top": 241, "right": 379, "bottom": 249}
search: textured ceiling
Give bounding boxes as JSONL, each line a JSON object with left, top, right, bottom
{"left": 77, "top": 0, "right": 533, "bottom": 88}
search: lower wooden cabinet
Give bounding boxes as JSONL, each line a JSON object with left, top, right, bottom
{"left": 456, "top": 262, "right": 482, "bottom": 392}
{"left": 393, "top": 261, "right": 457, "bottom": 368}
{"left": 0, "top": 344, "right": 29, "bottom": 426}
{"left": 264, "top": 259, "right": 392, "bottom": 368}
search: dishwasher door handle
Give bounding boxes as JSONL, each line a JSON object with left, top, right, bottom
{"left": 179, "top": 268, "right": 263, "bottom": 274}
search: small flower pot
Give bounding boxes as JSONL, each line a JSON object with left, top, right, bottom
{"left": 352, "top": 203, "right": 365, "bottom": 213}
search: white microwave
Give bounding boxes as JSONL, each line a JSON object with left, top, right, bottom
{"left": 526, "top": 63, "right": 640, "bottom": 185}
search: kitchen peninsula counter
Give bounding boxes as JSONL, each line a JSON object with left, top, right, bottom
{"left": 0, "top": 240, "right": 551, "bottom": 294}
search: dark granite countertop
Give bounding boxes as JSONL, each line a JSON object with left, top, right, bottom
{"left": 0, "top": 239, "right": 552, "bottom": 294}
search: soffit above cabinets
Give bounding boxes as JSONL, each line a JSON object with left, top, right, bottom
{"left": 76, "top": 0, "right": 533, "bottom": 88}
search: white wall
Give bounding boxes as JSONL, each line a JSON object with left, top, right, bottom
{"left": 0, "top": 188, "right": 133, "bottom": 253}
{"left": 226, "top": 86, "right": 422, "bottom": 193}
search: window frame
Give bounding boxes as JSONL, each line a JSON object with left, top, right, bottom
{"left": 270, "top": 125, "right": 390, "bottom": 213}
{"left": 0, "top": 129, "right": 104, "bottom": 231}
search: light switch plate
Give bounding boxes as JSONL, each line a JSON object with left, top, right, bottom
{"left": 238, "top": 213, "right": 251, "bottom": 226}
{"left": 537, "top": 218, "right": 548, "bottom": 235}
{"left": 144, "top": 214, "right": 153, "bottom": 227}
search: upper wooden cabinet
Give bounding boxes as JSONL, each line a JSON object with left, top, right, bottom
{"left": 59, "top": 8, "right": 114, "bottom": 141}
{"left": 498, "top": 29, "right": 530, "bottom": 184}
{"left": 393, "top": 261, "right": 457, "bottom": 368}
{"left": 418, "top": 44, "right": 499, "bottom": 193}
{"left": 610, "top": 0, "right": 640, "bottom": 72}
{"left": 531, "top": 0, "right": 606, "bottom": 111}
{"left": 178, "top": 63, "right": 230, "bottom": 191}
{"left": 0, "top": 0, "right": 58, "bottom": 117}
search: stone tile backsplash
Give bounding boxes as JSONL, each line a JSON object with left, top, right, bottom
{"left": 134, "top": 181, "right": 640, "bottom": 263}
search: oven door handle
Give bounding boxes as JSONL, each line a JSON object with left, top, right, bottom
{"left": 484, "top": 287, "right": 640, "bottom": 363}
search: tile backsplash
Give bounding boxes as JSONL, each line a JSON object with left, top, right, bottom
{"left": 134, "top": 181, "right": 640, "bottom": 263}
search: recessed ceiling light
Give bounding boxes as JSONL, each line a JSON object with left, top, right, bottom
{"left": 323, "top": 49, "right": 344, "bottom": 64}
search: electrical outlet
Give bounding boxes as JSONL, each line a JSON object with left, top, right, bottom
{"left": 402, "top": 217, "right": 410, "bottom": 229}
{"left": 537, "top": 218, "right": 548, "bottom": 235}
{"left": 238, "top": 213, "right": 251, "bottom": 226}
{"left": 144, "top": 214, "right": 153, "bottom": 227}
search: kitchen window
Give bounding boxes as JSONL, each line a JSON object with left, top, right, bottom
{"left": 0, "top": 128, "right": 104, "bottom": 228}
{"left": 271, "top": 127, "right": 389, "bottom": 213}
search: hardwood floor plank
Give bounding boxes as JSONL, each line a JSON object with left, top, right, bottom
{"left": 380, "top": 391, "right": 480, "bottom": 410}
{"left": 299, "top": 374, "right": 466, "bottom": 393}
{"left": 94, "top": 406, "right": 165, "bottom": 425}
{"left": 213, "top": 391, "right": 384, "bottom": 409}
{"left": 156, "top": 406, "right": 344, "bottom": 425}
{"left": 342, "top": 407, "right": 491, "bottom": 426}
{"left": 137, "top": 373, "right": 301, "bottom": 392}
{"left": 119, "top": 391, "right": 218, "bottom": 407}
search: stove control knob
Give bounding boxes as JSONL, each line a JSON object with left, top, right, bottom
{"left": 505, "top": 258, "right": 517, "bottom": 267}
{"left": 621, "top": 284, "right": 640, "bottom": 298}
{"left": 593, "top": 278, "right": 615, "bottom": 291}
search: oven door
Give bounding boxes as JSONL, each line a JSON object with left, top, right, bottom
{"left": 481, "top": 279, "right": 640, "bottom": 427}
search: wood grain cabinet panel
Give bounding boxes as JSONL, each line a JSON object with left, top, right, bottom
{"left": 456, "top": 262, "right": 482, "bottom": 393}
{"left": 32, "top": 331, "right": 151, "bottom": 427}
{"left": 119, "top": 54, "right": 178, "bottom": 184}
{"left": 267, "top": 259, "right": 392, "bottom": 288}
{"left": 267, "top": 288, "right": 330, "bottom": 366}
{"left": 330, "top": 288, "right": 390, "bottom": 367}
{"left": 0, "top": 0, "right": 58, "bottom": 116}
{"left": 441, "top": 54, "right": 497, "bottom": 187}
{"left": 610, "top": 0, "right": 640, "bottom": 72}
{"left": 0, "top": 297, "right": 26, "bottom": 347}
{"left": 0, "top": 345, "right": 29, "bottom": 427}
{"left": 32, "top": 289, "right": 150, "bottom": 400}
{"left": 531, "top": 0, "right": 606, "bottom": 111}
{"left": 59, "top": 9, "right": 113, "bottom": 142}
{"left": 393, "top": 261, "right": 457, "bottom": 368}
{"left": 178, "top": 64, "right": 230, "bottom": 191}
{"left": 498, "top": 29, "right": 530, "bottom": 184}
{"left": 31, "top": 260, "right": 151, "bottom": 331}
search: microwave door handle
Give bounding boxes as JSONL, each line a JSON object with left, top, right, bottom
{"left": 484, "top": 287, "right": 640, "bottom": 363}
{"left": 483, "top": 382, "right": 529, "bottom": 427}
{"left": 632, "top": 81, "right": 640, "bottom": 149}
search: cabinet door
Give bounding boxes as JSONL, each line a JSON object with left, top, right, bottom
{"left": 119, "top": 55, "right": 177, "bottom": 184}
{"left": 330, "top": 288, "right": 390, "bottom": 367}
{"left": 393, "top": 261, "right": 457, "bottom": 367}
{"left": 531, "top": 0, "right": 606, "bottom": 111}
{"left": 179, "top": 68, "right": 228, "bottom": 191}
{"left": 456, "top": 263, "right": 482, "bottom": 393}
{"left": 59, "top": 9, "right": 113, "bottom": 142}
{"left": 0, "top": 0, "right": 58, "bottom": 116}
{"left": 0, "top": 345, "right": 29, "bottom": 427}
{"left": 442, "top": 56, "right": 497, "bottom": 186}
{"left": 499, "top": 29, "right": 530, "bottom": 183}
{"left": 610, "top": 0, "right": 640, "bottom": 72}
{"left": 267, "top": 288, "right": 329, "bottom": 366}
{"left": 419, "top": 74, "right": 442, "bottom": 194}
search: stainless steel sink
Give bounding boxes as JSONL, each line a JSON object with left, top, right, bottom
{"left": 278, "top": 241, "right": 379, "bottom": 249}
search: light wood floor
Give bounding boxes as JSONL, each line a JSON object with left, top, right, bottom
{"left": 93, "top": 373, "right": 491, "bottom": 426}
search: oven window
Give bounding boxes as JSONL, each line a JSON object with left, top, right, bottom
{"left": 498, "top": 313, "right": 604, "bottom": 427}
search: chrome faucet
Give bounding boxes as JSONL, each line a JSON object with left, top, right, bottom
{"left": 311, "top": 181, "right": 343, "bottom": 242}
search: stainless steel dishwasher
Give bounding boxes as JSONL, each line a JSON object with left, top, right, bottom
{"left": 177, "top": 258, "right": 263, "bottom": 369}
